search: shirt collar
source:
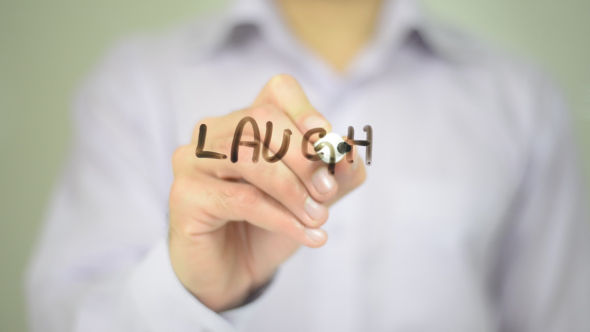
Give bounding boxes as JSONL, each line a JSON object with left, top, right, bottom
{"left": 190, "top": 0, "right": 476, "bottom": 66}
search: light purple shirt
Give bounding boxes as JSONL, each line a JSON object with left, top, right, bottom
{"left": 26, "top": 0, "right": 590, "bottom": 331}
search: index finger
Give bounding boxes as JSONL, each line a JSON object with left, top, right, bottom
{"left": 252, "top": 74, "right": 332, "bottom": 136}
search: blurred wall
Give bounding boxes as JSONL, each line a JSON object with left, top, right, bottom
{"left": 0, "top": 0, "right": 588, "bottom": 331}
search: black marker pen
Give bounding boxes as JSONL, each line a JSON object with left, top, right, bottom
{"left": 313, "top": 133, "right": 352, "bottom": 164}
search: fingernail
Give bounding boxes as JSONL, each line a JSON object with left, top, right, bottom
{"left": 305, "top": 227, "right": 327, "bottom": 243}
{"left": 304, "top": 196, "right": 328, "bottom": 222}
{"left": 312, "top": 167, "right": 336, "bottom": 194}
{"left": 304, "top": 115, "right": 329, "bottom": 131}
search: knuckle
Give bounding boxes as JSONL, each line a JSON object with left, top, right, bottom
{"left": 192, "top": 117, "right": 213, "bottom": 141}
{"left": 210, "top": 137, "right": 232, "bottom": 156}
{"left": 196, "top": 117, "right": 213, "bottom": 128}
{"left": 274, "top": 172, "right": 305, "bottom": 201}
{"left": 268, "top": 74, "right": 297, "bottom": 91}
{"left": 169, "top": 176, "right": 192, "bottom": 207}
{"left": 237, "top": 185, "right": 264, "bottom": 207}
{"left": 171, "top": 145, "right": 190, "bottom": 170}
{"left": 221, "top": 184, "right": 263, "bottom": 209}
{"left": 212, "top": 136, "right": 256, "bottom": 163}
{"left": 169, "top": 178, "right": 222, "bottom": 237}
{"left": 248, "top": 104, "right": 279, "bottom": 120}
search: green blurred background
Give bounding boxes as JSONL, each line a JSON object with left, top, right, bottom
{"left": 0, "top": 0, "right": 589, "bottom": 330}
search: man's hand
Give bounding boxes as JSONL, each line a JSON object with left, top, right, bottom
{"left": 168, "top": 75, "right": 366, "bottom": 312}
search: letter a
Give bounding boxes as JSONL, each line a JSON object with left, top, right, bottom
{"left": 231, "top": 117, "right": 261, "bottom": 163}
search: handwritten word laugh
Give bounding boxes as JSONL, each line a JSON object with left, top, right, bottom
{"left": 195, "top": 117, "right": 373, "bottom": 175}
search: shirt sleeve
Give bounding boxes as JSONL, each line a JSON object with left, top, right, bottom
{"left": 24, "top": 39, "right": 254, "bottom": 332}
{"left": 116, "top": 239, "right": 256, "bottom": 332}
{"left": 495, "top": 75, "right": 590, "bottom": 331}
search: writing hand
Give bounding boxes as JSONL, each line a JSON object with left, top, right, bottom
{"left": 168, "top": 75, "right": 366, "bottom": 312}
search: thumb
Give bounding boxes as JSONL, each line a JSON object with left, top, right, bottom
{"left": 252, "top": 74, "right": 332, "bottom": 136}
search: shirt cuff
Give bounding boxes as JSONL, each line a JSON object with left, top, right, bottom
{"left": 117, "top": 238, "right": 239, "bottom": 332}
{"left": 219, "top": 275, "right": 274, "bottom": 328}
